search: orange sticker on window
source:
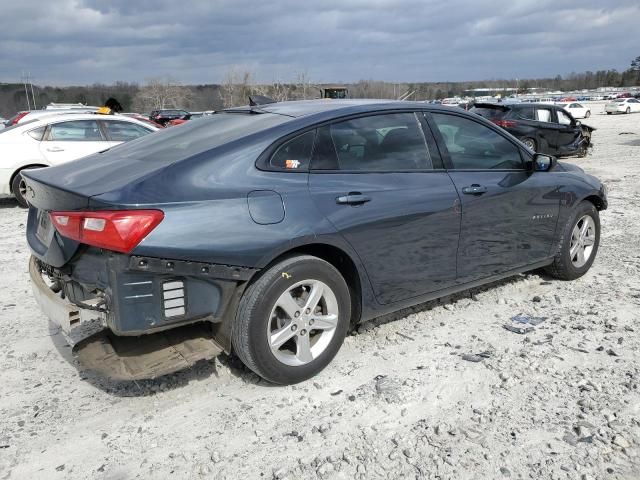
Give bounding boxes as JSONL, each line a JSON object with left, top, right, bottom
{"left": 285, "top": 159, "right": 301, "bottom": 169}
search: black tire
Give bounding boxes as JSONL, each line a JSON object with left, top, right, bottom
{"left": 521, "top": 137, "right": 537, "bottom": 152}
{"left": 626, "top": 107, "right": 631, "bottom": 114}
{"left": 11, "top": 168, "right": 36, "bottom": 208}
{"left": 606, "top": 112, "right": 612, "bottom": 115}
{"left": 545, "top": 201, "right": 600, "bottom": 280}
{"left": 585, "top": 110, "right": 591, "bottom": 118}
{"left": 232, "top": 255, "right": 351, "bottom": 384}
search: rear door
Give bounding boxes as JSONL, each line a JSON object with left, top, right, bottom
{"left": 39, "top": 119, "right": 109, "bottom": 165}
{"left": 532, "top": 106, "right": 559, "bottom": 152}
{"left": 427, "top": 111, "right": 560, "bottom": 283}
{"left": 308, "top": 112, "right": 461, "bottom": 304}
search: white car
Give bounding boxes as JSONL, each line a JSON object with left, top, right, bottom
{"left": 0, "top": 113, "right": 158, "bottom": 206}
{"left": 560, "top": 102, "right": 591, "bottom": 119}
{"left": 605, "top": 98, "right": 640, "bottom": 114}
{"left": 4, "top": 107, "right": 100, "bottom": 128}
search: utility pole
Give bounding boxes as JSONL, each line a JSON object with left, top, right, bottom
{"left": 28, "top": 72, "right": 37, "bottom": 109}
{"left": 22, "top": 72, "right": 31, "bottom": 110}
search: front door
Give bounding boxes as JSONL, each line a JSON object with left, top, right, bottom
{"left": 308, "top": 112, "right": 461, "bottom": 305}
{"left": 428, "top": 111, "right": 560, "bottom": 284}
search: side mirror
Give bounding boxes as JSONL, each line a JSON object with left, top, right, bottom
{"left": 533, "top": 153, "right": 556, "bottom": 172}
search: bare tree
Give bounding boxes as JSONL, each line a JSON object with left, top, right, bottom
{"left": 221, "top": 68, "right": 255, "bottom": 108}
{"left": 133, "top": 78, "right": 191, "bottom": 111}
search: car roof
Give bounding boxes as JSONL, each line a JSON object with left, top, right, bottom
{"left": 227, "top": 99, "right": 449, "bottom": 118}
{"left": 15, "top": 113, "right": 159, "bottom": 130}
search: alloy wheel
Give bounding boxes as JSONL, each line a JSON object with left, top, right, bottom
{"left": 267, "top": 279, "right": 339, "bottom": 366}
{"left": 569, "top": 215, "right": 596, "bottom": 268}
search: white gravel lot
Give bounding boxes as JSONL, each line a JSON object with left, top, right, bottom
{"left": 1, "top": 104, "right": 639, "bottom": 480}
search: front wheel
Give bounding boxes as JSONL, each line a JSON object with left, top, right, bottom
{"left": 545, "top": 201, "right": 600, "bottom": 280}
{"left": 626, "top": 107, "right": 631, "bottom": 114}
{"left": 585, "top": 110, "right": 591, "bottom": 118}
{"left": 232, "top": 255, "right": 351, "bottom": 384}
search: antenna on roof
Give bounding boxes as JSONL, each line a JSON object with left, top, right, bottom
{"left": 249, "top": 95, "right": 276, "bottom": 106}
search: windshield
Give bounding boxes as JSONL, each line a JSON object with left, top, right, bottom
{"left": 101, "top": 113, "right": 290, "bottom": 163}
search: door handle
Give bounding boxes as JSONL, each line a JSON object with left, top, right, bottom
{"left": 336, "top": 192, "right": 371, "bottom": 205}
{"left": 461, "top": 184, "right": 488, "bottom": 195}
{"left": 46, "top": 147, "right": 64, "bottom": 152}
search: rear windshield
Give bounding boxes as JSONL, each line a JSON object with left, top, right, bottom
{"left": 102, "top": 113, "right": 290, "bottom": 163}
{"left": 470, "top": 106, "right": 508, "bottom": 120}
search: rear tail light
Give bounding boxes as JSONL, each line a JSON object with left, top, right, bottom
{"left": 10, "top": 112, "right": 29, "bottom": 125}
{"left": 493, "top": 119, "right": 518, "bottom": 128}
{"left": 50, "top": 210, "right": 164, "bottom": 253}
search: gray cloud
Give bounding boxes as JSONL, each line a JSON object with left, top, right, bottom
{"left": 0, "top": 0, "right": 638, "bottom": 85}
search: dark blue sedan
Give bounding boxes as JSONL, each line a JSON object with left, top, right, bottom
{"left": 23, "top": 100, "right": 607, "bottom": 384}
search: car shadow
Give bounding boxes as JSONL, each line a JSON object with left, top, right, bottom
{"left": 351, "top": 272, "right": 541, "bottom": 334}
{"left": 0, "top": 198, "right": 21, "bottom": 209}
{"left": 48, "top": 320, "right": 264, "bottom": 397}
{"left": 48, "top": 272, "right": 547, "bottom": 396}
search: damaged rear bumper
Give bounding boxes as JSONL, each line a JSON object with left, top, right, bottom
{"left": 29, "top": 254, "right": 250, "bottom": 379}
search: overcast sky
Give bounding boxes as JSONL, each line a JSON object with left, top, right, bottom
{"left": 1, "top": 0, "right": 638, "bottom": 86}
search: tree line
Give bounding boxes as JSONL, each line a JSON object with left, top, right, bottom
{"left": 1, "top": 65, "right": 638, "bottom": 118}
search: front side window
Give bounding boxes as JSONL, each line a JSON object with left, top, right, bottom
{"left": 104, "top": 121, "right": 152, "bottom": 141}
{"left": 47, "top": 120, "right": 104, "bottom": 141}
{"left": 311, "top": 113, "right": 432, "bottom": 171}
{"left": 430, "top": 113, "right": 523, "bottom": 170}
{"left": 270, "top": 130, "right": 315, "bottom": 170}
{"left": 557, "top": 110, "right": 572, "bottom": 125}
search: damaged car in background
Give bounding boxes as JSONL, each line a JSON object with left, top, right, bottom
{"left": 471, "top": 102, "right": 595, "bottom": 157}
{"left": 24, "top": 99, "right": 607, "bottom": 384}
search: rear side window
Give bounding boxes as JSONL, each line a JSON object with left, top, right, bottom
{"left": 431, "top": 113, "right": 523, "bottom": 170}
{"left": 47, "top": 120, "right": 104, "bottom": 141}
{"left": 311, "top": 113, "right": 432, "bottom": 171}
{"left": 270, "top": 130, "right": 315, "bottom": 170}
{"left": 26, "top": 126, "right": 46, "bottom": 140}
{"left": 103, "top": 121, "right": 152, "bottom": 141}
{"left": 515, "top": 106, "right": 535, "bottom": 120}
{"left": 535, "top": 108, "right": 552, "bottom": 122}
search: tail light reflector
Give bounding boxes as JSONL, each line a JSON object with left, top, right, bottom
{"left": 493, "top": 119, "right": 518, "bottom": 128}
{"left": 50, "top": 210, "right": 164, "bottom": 253}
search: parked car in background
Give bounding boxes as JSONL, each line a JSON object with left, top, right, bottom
{"left": 4, "top": 106, "right": 100, "bottom": 127}
{"left": 471, "top": 102, "right": 594, "bottom": 157}
{"left": 0, "top": 118, "right": 5, "bottom": 129}
{"left": 605, "top": 98, "right": 640, "bottom": 114}
{"left": 559, "top": 102, "right": 591, "bottom": 119}
{"left": 24, "top": 100, "right": 606, "bottom": 383}
{"left": 121, "top": 113, "right": 165, "bottom": 128}
{"left": 149, "top": 109, "right": 191, "bottom": 126}
{"left": 0, "top": 113, "right": 158, "bottom": 207}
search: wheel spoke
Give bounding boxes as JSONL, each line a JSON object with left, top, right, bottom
{"left": 276, "top": 292, "right": 301, "bottom": 319}
{"left": 569, "top": 241, "right": 581, "bottom": 260}
{"left": 580, "top": 219, "right": 591, "bottom": 238}
{"left": 303, "top": 282, "right": 324, "bottom": 313}
{"left": 311, "top": 314, "right": 338, "bottom": 330}
{"left": 576, "top": 246, "right": 586, "bottom": 266}
{"left": 270, "top": 325, "right": 297, "bottom": 349}
{"left": 583, "top": 236, "right": 595, "bottom": 246}
{"left": 295, "top": 334, "right": 313, "bottom": 363}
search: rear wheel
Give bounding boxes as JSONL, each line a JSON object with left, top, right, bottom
{"left": 545, "top": 201, "right": 600, "bottom": 280}
{"left": 585, "top": 110, "right": 591, "bottom": 118}
{"left": 626, "top": 107, "right": 631, "bottom": 114}
{"left": 521, "top": 137, "right": 537, "bottom": 152}
{"left": 606, "top": 112, "right": 612, "bottom": 115}
{"left": 232, "top": 255, "right": 351, "bottom": 384}
{"left": 11, "top": 168, "right": 40, "bottom": 208}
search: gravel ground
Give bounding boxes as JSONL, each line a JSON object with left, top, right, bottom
{"left": 1, "top": 105, "right": 639, "bottom": 480}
